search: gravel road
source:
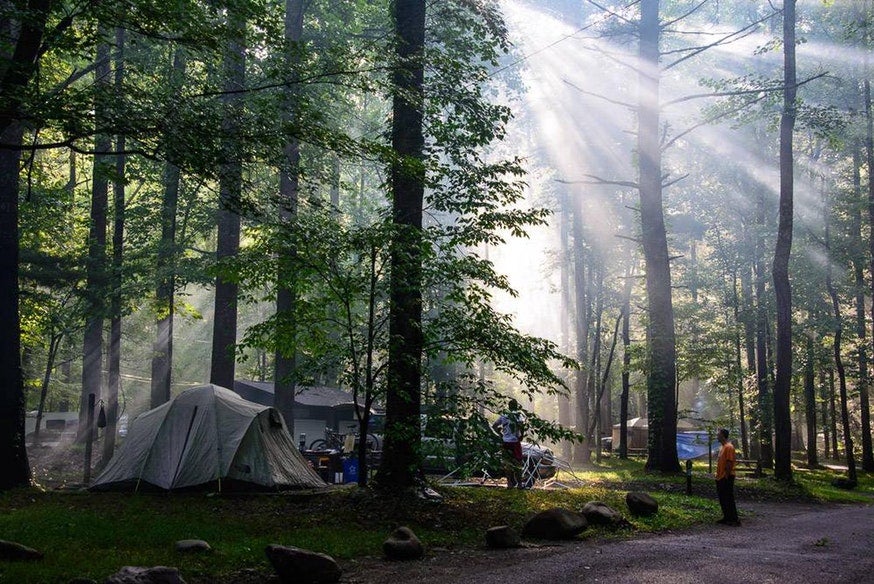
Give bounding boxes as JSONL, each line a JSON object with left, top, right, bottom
{"left": 345, "top": 502, "right": 874, "bottom": 583}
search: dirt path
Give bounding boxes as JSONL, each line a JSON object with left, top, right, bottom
{"left": 343, "top": 502, "right": 874, "bottom": 583}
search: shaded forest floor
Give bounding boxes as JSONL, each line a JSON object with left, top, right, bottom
{"left": 3, "top": 444, "right": 873, "bottom": 584}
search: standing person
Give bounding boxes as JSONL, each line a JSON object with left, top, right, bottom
{"left": 492, "top": 399, "right": 526, "bottom": 488}
{"left": 715, "top": 427, "right": 740, "bottom": 526}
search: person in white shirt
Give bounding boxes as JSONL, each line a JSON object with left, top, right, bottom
{"left": 492, "top": 399, "right": 526, "bottom": 488}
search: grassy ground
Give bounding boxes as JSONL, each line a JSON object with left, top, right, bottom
{"left": 1, "top": 457, "right": 872, "bottom": 584}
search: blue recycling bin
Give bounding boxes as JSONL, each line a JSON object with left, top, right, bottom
{"left": 342, "top": 457, "right": 359, "bottom": 484}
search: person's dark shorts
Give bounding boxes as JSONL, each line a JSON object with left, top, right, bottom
{"left": 502, "top": 440, "right": 523, "bottom": 461}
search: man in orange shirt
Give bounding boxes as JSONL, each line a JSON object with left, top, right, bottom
{"left": 715, "top": 428, "right": 740, "bottom": 526}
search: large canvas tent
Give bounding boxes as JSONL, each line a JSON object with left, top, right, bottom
{"left": 91, "top": 384, "right": 326, "bottom": 491}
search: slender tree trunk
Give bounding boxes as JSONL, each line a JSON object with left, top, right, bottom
{"left": 825, "top": 192, "right": 858, "bottom": 485}
{"left": 732, "top": 268, "right": 750, "bottom": 457}
{"left": 620, "top": 271, "right": 632, "bottom": 460}
{"left": 210, "top": 9, "right": 246, "bottom": 389}
{"left": 151, "top": 49, "right": 186, "bottom": 407}
{"left": 755, "top": 190, "right": 773, "bottom": 466}
{"left": 558, "top": 192, "right": 573, "bottom": 458}
{"left": 274, "top": 0, "right": 304, "bottom": 432}
{"left": 820, "top": 367, "right": 830, "bottom": 459}
{"left": 33, "top": 332, "right": 62, "bottom": 445}
{"left": 804, "top": 330, "right": 817, "bottom": 467}
{"left": 79, "top": 35, "right": 112, "bottom": 442}
{"left": 638, "top": 0, "right": 680, "bottom": 473}
{"left": 0, "top": 118, "right": 30, "bottom": 489}
{"left": 829, "top": 367, "right": 839, "bottom": 457}
{"left": 572, "top": 200, "right": 590, "bottom": 464}
{"left": 103, "top": 26, "right": 126, "bottom": 465}
{"left": 379, "top": 0, "right": 426, "bottom": 491}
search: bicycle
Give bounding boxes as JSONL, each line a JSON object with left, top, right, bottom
{"left": 309, "top": 427, "right": 380, "bottom": 453}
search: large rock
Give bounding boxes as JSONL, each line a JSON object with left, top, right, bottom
{"left": 521, "top": 508, "right": 587, "bottom": 540}
{"left": 625, "top": 491, "right": 659, "bottom": 517}
{"left": 265, "top": 545, "right": 342, "bottom": 584}
{"left": 103, "top": 566, "right": 186, "bottom": 584}
{"left": 581, "top": 501, "right": 624, "bottom": 526}
{"left": 485, "top": 526, "right": 521, "bottom": 549}
{"left": 0, "top": 539, "right": 43, "bottom": 561}
{"left": 383, "top": 526, "right": 424, "bottom": 560}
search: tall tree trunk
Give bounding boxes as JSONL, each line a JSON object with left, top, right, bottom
{"left": 0, "top": 119, "right": 30, "bottom": 489}
{"left": 210, "top": 9, "right": 246, "bottom": 389}
{"left": 151, "top": 49, "right": 186, "bottom": 407}
{"left": 79, "top": 35, "right": 112, "bottom": 442}
{"left": 825, "top": 192, "right": 858, "bottom": 485}
{"left": 103, "top": 26, "right": 126, "bottom": 464}
{"left": 638, "top": 0, "right": 679, "bottom": 473}
{"left": 572, "top": 199, "right": 590, "bottom": 464}
{"left": 863, "top": 77, "right": 874, "bottom": 472}
{"left": 379, "top": 0, "right": 426, "bottom": 491}
{"left": 852, "top": 141, "right": 874, "bottom": 471}
{"left": 771, "top": 0, "right": 796, "bottom": 482}
{"left": 274, "top": 0, "right": 304, "bottom": 432}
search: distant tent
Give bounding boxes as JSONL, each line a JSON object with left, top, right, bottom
{"left": 611, "top": 417, "right": 702, "bottom": 451}
{"left": 91, "top": 384, "right": 326, "bottom": 491}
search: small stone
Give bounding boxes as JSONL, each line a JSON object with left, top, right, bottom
{"left": 485, "top": 525, "right": 521, "bottom": 549}
{"left": 383, "top": 526, "right": 424, "bottom": 560}
{"left": 104, "top": 566, "right": 186, "bottom": 584}
{"left": 174, "top": 540, "right": 211, "bottom": 553}
{"left": 265, "top": 544, "right": 342, "bottom": 584}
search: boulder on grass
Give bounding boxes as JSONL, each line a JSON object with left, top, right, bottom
{"left": 265, "top": 545, "right": 342, "bottom": 584}
{"left": 521, "top": 508, "right": 587, "bottom": 540}
{"left": 485, "top": 526, "right": 521, "bottom": 549}
{"left": 625, "top": 491, "right": 659, "bottom": 517}
{"left": 383, "top": 526, "right": 424, "bottom": 561}
{"left": 581, "top": 501, "right": 624, "bottom": 526}
{"left": 104, "top": 566, "right": 185, "bottom": 584}
{"left": 0, "top": 539, "right": 43, "bottom": 561}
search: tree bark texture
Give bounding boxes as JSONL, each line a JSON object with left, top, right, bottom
{"left": 572, "top": 198, "right": 590, "bottom": 464}
{"left": 151, "top": 49, "right": 186, "bottom": 407}
{"left": 772, "top": 0, "right": 796, "bottom": 481}
{"left": 0, "top": 119, "right": 30, "bottom": 490}
{"left": 79, "top": 36, "right": 112, "bottom": 441}
{"left": 210, "top": 10, "right": 246, "bottom": 389}
{"left": 104, "top": 26, "right": 126, "bottom": 464}
{"left": 863, "top": 78, "right": 874, "bottom": 472}
{"left": 274, "top": 0, "right": 305, "bottom": 432}
{"left": 638, "top": 0, "right": 680, "bottom": 473}
{"left": 379, "top": 0, "right": 426, "bottom": 490}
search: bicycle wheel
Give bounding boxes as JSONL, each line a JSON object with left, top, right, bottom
{"left": 308, "top": 439, "right": 328, "bottom": 451}
{"left": 365, "top": 433, "right": 381, "bottom": 452}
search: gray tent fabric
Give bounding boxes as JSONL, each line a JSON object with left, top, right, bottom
{"left": 91, "top": 384, "right": 326, "bottom": 491}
